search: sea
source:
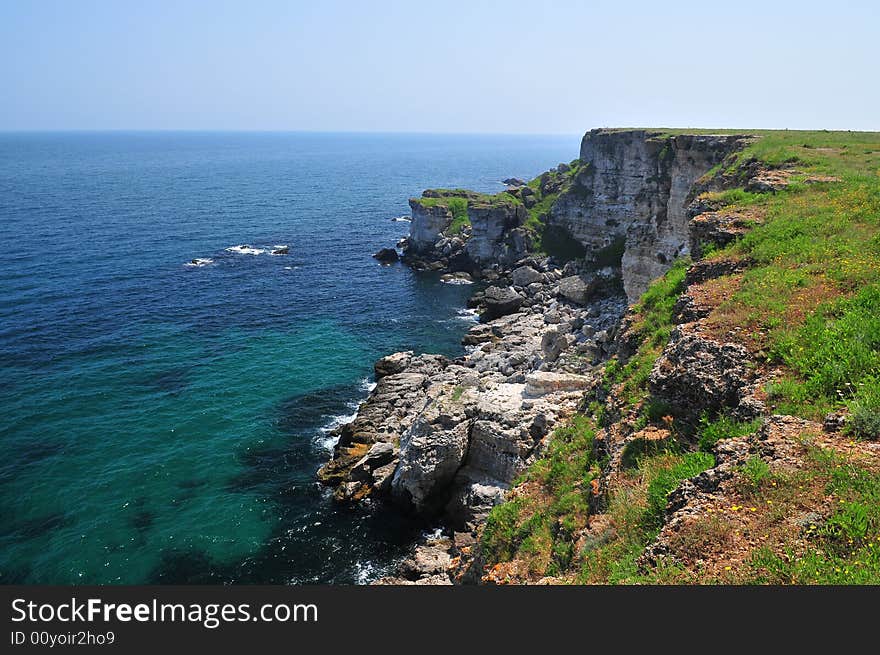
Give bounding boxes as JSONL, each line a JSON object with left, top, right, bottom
{"left": 0, "top": 131, "right": 577, "bottom": 583}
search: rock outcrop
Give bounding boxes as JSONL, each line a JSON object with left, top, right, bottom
{"left": 550, "top": 130, "right": 751, "bottom": 301}
{"left": 395, "top": 130, "right": 751, "bottom": 303}
{"left": 318, "top": 253, "right": 628, "bottom": 581}
{"left": 464, "top": 200, "right": 530, "bottom": 267}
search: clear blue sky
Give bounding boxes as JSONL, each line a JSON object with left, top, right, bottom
{"left": 2, "top": 0, "right": 878, "bottom": 133}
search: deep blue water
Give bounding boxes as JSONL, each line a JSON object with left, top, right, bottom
{"left": 0, "top": 131, "right": 577, "bottom": 584}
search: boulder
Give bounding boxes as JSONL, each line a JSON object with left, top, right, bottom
{"left": 462, "top": 324, "right": 494, "bottom": 346}
{"left": 440, "top": 271, "right": 473, "bottom": 285}
{"left": 398, "top": 544, "right": 452, "bottom": 579}
{"left": 502, "top": 177, "right": 527, "bottom": 187}
{"left": 374, "top": 351, "right": 413, "bottom": 378}
{"left": 392, "top": 408, "right": 471, "bottom": 513}
{"left": 558, "top": 274, "right": 598, "bottom": 305}
{"left": 511, "top": 265, "right": 543, "bottom": 287}
{"left": 525, "top": 371, "right": 593, "bottom": 396}
{"left": 373, "top": 247, "right": 399, "bottom": 263}
{"left": 480, "top": 286, "right": 523, "bottom": 322}
{"left": 648, "top": 328, "right": 758, "bottom": 421}
{"left": 445, "top": 481, "right": 508, "bottom": 530}
{"left": 541, "top": 328, "right": 569, "bottom": 363}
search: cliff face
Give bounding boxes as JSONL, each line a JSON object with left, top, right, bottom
{"left": 401, "top": 130, "right": 749, "bottom": 300}
{"left": 408, "top": 200, "right": 453, "bottom": 253}
{"left": 465, "top": 202, "right": 530, "bottom": 267}
{"left": 550, "top": 129, "right": 749, "bottom": 300}
{"left": 404, "top": 192, "right": 530, "bottom": 272}
{"left": 324, "top": 127, "right": 771, "bottom": 583}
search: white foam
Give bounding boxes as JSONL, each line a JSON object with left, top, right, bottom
{"left": 440, "top": 278, "right": 474, "bottom": 285}
{"left": 185, "top": 258, "right": 214, "bottom": 267}
{"left": 353, "top": 560, "right": 380, "bottom": 585}
{"left": 391, "top": 215, "right": 412, "bottom": 223}
{"left": 423, "top": 526, "right": 445, "bottom": 541}
{"left": 315, "top": 407, "right": 359, "bottom": 452}
{"left": 225, "top": 244, "right": 266, "bottom": 255}
{"left": 456, "top": 308, "right": 479, "bottom": 322}
{"left": 314, "top": 378, "right": 377, "bottom": 452}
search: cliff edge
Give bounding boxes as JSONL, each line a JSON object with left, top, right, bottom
{"left": 323, "top": 128, "right": 880, "bottom": 584}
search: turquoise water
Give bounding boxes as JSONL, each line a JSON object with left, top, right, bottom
{"left": 0, "top": 132, "right": 577, "bottom": 583}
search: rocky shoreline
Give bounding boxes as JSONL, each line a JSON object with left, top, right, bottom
{"left": 318, "top": 256, "right": 627, "bottom": 582}
{"left": 317, "top": 128, "right": 758, "bottom": 583}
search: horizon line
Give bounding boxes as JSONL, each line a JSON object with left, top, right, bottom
{"left": 2, "top": 126, "right": 877, "bottom": 137}
{"left": 0, "top": 128, "right": 584, "bottom": 138}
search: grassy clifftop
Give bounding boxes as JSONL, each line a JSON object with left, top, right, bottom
{"left": 477, "top": 129, "right": 880, "bottom": 585}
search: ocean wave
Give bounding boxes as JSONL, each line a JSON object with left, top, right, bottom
{"left": 390, "top": 215, "right": 411, "bottom": 223}
{"left": 440, "top": 278, "right": 473, "bottom": 286}
{"left": 315, "top": 408, "right": 358, "bottom": 452}
{"left": 314, "top": 378, "right": 375, "bottom": 452}
{"left": 184, "top": 258, "right": 214, "bottom": 267}
{"left": 225, "top": 244, "right": 267, "bottom": 255}
{"left": 455, "top": 308, "right": 479, "bottom": 322}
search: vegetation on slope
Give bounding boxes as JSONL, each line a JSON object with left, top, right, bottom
{"left": 522, "top": 160, "right": 587, "bottom": 261}
{"left": 411, "top": 189, "right": 521, "bottom": 236}
{"left": 479, "top": 129, "right": 880, "bottom": 584}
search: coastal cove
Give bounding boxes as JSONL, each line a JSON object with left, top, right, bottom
{"left": 0, "top": 131, "right": 577, "bottom": 584}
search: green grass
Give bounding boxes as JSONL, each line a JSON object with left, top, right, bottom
{"left": 697, "top": 413, "right": 762, "bottom": 451}
{"left": 411, "top": 189, "right": 523, "bottom": 236}
{"left": 769, "top": 285, "right": 880, "bottom": 423}
{"left": 520, "top": 160, "right": 585, "bottom": 260}
{"left": 745, "top": 449, "right": 880, "bottom": 584}
{"left": 689, "top": 130, "right": 880, "bottom": 430}
{"left": 481, "top": 414, "right": 599, "bottom": 575}
{"left": 644, "top": 452, "right": 715, "bottom": 530}
{"left": 445, "top": 197, "right": 470, "bottom": 234}
{"left": 480, "top": 129, "right": 880, "bottom": 584}
{"left": 602, "top": 257, "right": 689, "bottom": 410}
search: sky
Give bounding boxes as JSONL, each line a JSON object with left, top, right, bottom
{"left": 1, "top": 0, "right": 878, "bottom": 133}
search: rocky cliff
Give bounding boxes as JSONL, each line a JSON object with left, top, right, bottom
{"left": 319, "top": 127, "right": 821, "bottom": 584}
{"left": 400, "top": 129, "right": 751, "bottom": 301}
{"left": 552, "top": 130, "right": 750, "bottom": 300}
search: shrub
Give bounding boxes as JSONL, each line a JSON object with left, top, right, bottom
{"left": 848, "top": 377, "right": 880, "bottom": 440}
